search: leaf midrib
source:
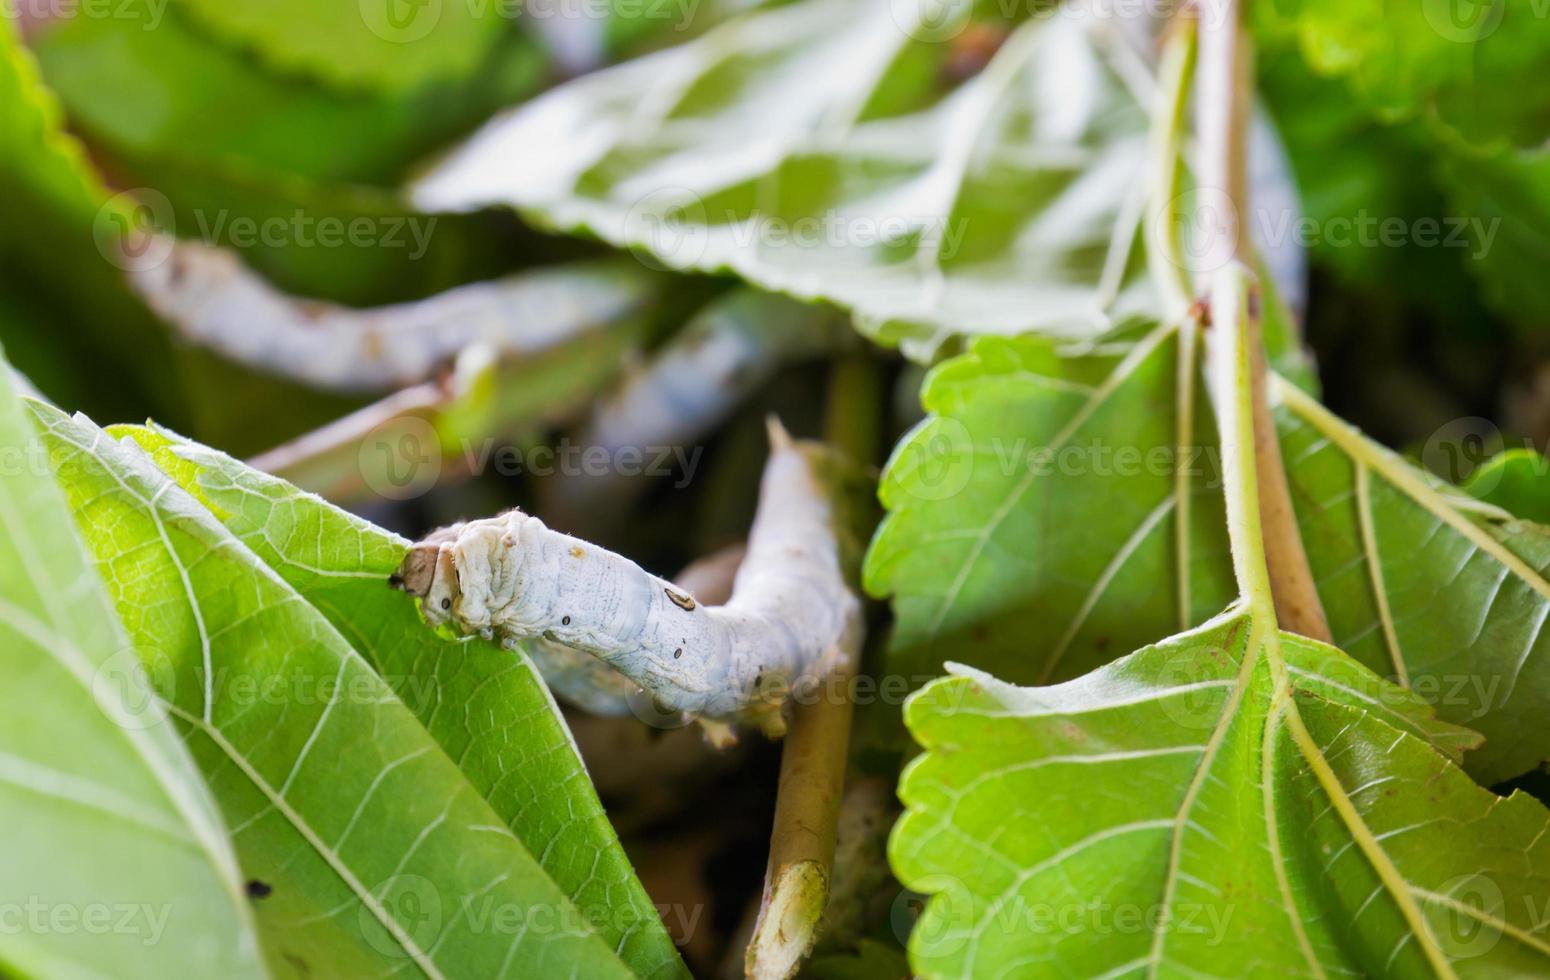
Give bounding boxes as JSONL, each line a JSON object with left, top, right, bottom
{"left": 1275, "top": 375, "right": 1550, "bottom": 606}
{"left": 161, "top": 700, "right": 445, "bottom": 979}
{"left": 1170, "top": 278, "right": 1455, "bottom": 977}
{"left": 1257, "top": 370, "right": 1456, "bottom": 975}
{"left": 1144, "top": 607, "right": 1258, "bottom": 977}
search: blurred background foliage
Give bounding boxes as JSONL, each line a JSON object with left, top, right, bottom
{"left": 3, "top": 0, "right": 1549, "bottom": 968}
{"left": 4, "top": 0, "right": 1544, "bottom": 467}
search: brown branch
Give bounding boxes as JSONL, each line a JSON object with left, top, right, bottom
{"left": 745, "top": 353, "right": 878, "bottom": 979}
{"left": 1196, "top": 0, "right": 1331, "bottom": 641}
{"left": 247, "top": 380, "right": 459, "bottom": 499}
{"left": 744, "top": 633, "right": 860, "bottom": 980}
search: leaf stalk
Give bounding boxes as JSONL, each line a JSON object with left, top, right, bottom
{"left": 1195, "top": 0, "right": 1330, "bottom": 640}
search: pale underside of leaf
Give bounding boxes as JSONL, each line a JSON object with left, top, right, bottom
{"left": 414, "top": 0, "right": 1160, "bottom": 356}
{"left": 865, "top": 321, "right": 1237, "bottom": 692}
{"left": 1274, "top": 376, "right": 1550, "bottom": 783}
{"left": 892, "top": 605, "right": 1550, "bottom": 978}
{"left": 868, "top": 329, "right": 1550, "bottom": 781}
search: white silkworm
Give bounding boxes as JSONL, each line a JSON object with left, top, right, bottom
{"left": 524, "top": 639, "right": 642, "bottom": 717}
{"left": 129, "top": 237, "right": 663, "bottom": 392}
{"left": 396, "top": 422, "right": 861, "bottom": 731}
{"left": 527, "top": 544, "right": 748, "bottom": 717}
{"left": 541, "top": 288, "right": 843, "bottom": 526}
{"left": 580, "top": 290, "right": 841, "bottom": 453}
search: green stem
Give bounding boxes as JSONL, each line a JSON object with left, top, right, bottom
{"left": 1198, "top": 19, "right": 1452, "bottom": 973}
{"left": 1145, "top": 18, "right": 1199, "bottom": 318}
{"left": 1211, "top": 266, "right": 1275, "bottom": 615}
{"left": 1196, "top": 0, "right": 1330, "bottom": 640}
{"left": 822, "top": 350, "right": 883, "bottom": 465}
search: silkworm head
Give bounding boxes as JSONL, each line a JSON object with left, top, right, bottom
{"left": 390, "top": 542, "right": 441, "bottom": 597}
{"left": 421, "top": 547, "right": 462, "bottom": 628}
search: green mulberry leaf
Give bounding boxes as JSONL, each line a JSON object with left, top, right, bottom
{"left": 121, "top": 423, "right": 691, "bottom": 980}
{"left": 866, "top": 320, "right": 1237, "bottom": 690}
{"left": 31, "top": 402, "right": 634, "bottom": 979}
{"left": 0, "top": 14, "right": 177, "bottom": 420}
{"left": 173, "top": 0, "right": 509, "bottom": 94}
{"left": 33, "top": 5, "right": 544, "bottom": 187}
{"left": 1465, "top": 450, "right": 1550, "bottom": 524}
{"left": 868, "top": 326, "right": 1550, "bottom": 783}
{"left": 1266, "top": 0, "right": 1550, "bottom": 152}
{"left": 893, "top": 610, "right": 1550, "bottom": 977}
{"left": 0, "top": 353, "right": 265, "bottom": 979}
{"left": 890, "top": 267, "right": 1550, "bottom": 977}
